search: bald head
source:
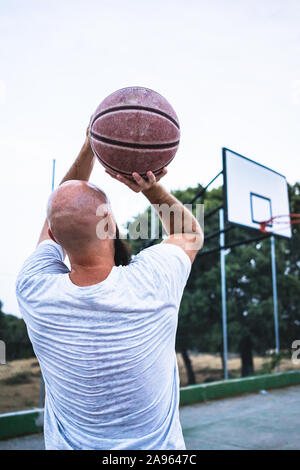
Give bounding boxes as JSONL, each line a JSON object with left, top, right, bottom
{"left": 47, "top": 180, "right": 115, "bottom": 254}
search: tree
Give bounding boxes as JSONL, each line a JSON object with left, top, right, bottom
{"left": 0, "top": 303, "right": 34, "bottom": 361}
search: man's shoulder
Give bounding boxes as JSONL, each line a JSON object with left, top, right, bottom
{"left": 16, "top": 240, "right": 69, "bottom": 295}
{"left": 127, "top": 242, "right": 191, "bottom": 296}
{"left": 133, "top": 243, "right": 191, "bottom": 269}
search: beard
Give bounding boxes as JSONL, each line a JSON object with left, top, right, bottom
{"left": 114, "top": 225, "right": 131, "bottom": 266}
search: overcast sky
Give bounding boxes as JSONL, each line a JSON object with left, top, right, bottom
{"left": 1, "top": 0, "right": 299, "bottom": 316}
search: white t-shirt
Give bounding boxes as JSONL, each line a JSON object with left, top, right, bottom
{"left": 16, "top": 240, "right": 191, "bottom": 450}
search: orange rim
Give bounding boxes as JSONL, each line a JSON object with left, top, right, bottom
{"left": 259, "top": 214, "right": 300, "bottom": 233}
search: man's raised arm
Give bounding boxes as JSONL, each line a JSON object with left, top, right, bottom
{"left": 105, "top": 169, "right": 203, "bottom": 263}
{"left": 142, "top": 181, "right": 203, "bottom": 263}
{"left": 37, "top": 122, "right": 95, "bottom": 246}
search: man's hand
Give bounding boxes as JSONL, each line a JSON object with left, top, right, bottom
{"left": 105, "top": 168, "right": 168, "bottom": 193}
{"left": 106, "top": 166, "right": 203, "bottom": 263}
{"left": 84, "top": 116, "right": 92, "bottom": 146}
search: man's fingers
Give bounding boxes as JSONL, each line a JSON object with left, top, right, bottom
{"left": 146, "top": 171, "right": 156, "bottom": 185}
{"left": 86, "top": 115, "right": 93, "bottom": 137}
{"left": 132, "top": 172, "right": 147, "bottom": 187}
{"left": 105, "top": 167, "right": 168, "bottom": 193}
{"left": 105, "top": 170, "right": 119, "bottom": 181}
{"left": 117, "top": 174, "right": 141, "bottom": 192}
{"left": 155, "top": 167, "right": 168, "bottom": 183}
{"left": 105, "top": 170, "right": 140, "bottom": 191}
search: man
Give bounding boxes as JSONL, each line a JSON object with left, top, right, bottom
{"left": 16, "top": 122, "right": 203, "bottom": 450}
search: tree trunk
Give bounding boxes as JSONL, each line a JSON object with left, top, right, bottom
{"left": 181, "top": 349, "right": 196, "bottom": 385}
{"left": 239, "top": 335, "right": 254, "bottom": 377}
{"left": 219, "top": 344, "right": 225, "bottom": 374}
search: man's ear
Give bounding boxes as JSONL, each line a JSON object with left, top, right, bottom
{"left": 48, "top": 228, "right": 57, "bottom": 243}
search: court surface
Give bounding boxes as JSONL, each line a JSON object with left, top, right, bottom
{"left": 0, "top": 385, "right": 299, "bottom": 450}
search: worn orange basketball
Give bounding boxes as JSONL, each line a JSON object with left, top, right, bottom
{"left": 90, "top": 87, "right": 180, "bottom": 178}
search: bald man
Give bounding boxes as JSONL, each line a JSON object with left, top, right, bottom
{"left": 16, "top": 124, "right": 203, "bottom": 450}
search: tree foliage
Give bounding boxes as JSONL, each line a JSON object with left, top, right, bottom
{"left": 0, "top": 301, "right": 34, "bottom": 361}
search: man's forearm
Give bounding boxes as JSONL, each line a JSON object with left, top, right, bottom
{"left": 60, "top": 140, "right": 95, "bottom": 184}
{"left": 142, "top": 183, "right": 201, "bottom": 236}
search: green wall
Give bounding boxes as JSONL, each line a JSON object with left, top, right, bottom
{"left": 180, "top": 370, "right": 300, "bottom": 405}
{"left": 0, "top": 409, "right": 43, "bottom": 440}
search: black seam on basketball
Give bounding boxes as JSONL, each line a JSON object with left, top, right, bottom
{"left": 91, "top": 147, "right": 133, "bottom": 176}
{"left": 92, "top": 145, "right": 173, "bottom": 177}
{"left": 91, "top": 105, "right": 180, "bottom": 129}
{"left": 90, "top": 131, "right": 179, "bottom": 150}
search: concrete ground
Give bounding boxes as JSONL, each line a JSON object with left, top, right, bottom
{"left": 181, "top": 385, "right": 300, "bottom": 450}
{"left": 0, "top": 385, "right": 299, "bottom": 450}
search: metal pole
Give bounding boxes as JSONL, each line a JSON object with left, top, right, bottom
{"left": 39, "top": 375, "right": 45, "bottom": 408}
{"left": 51, "top": 158, "right": 56, "bottom": 192}
{"left": 270, "top": 235, "right": 280, "bottom": 372}
{"left": 40, "top": 158, "right": 56, "bottom": 408}
{"left": 189, "top": 170, "right": 223, "bottom": 204}
{"left": 219, "top": 208, "right": 229, "bottom": 380}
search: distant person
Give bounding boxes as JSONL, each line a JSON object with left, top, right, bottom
{"left": 16, "top": 122, "right": 203, "bottom": 450}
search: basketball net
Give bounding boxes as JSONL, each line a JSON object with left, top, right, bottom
{"left": 259, "top": 214, "right": 300, "bottom": 234}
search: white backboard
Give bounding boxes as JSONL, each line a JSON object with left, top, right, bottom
{"left": 223, "top": 148, "right": 291, "bottom": 238}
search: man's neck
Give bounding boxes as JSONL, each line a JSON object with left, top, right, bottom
{"left": 68, "top": 260, "right": 115, "bottom": 287}
{"left": 68, "top": 247, "right": 115, "bottom": 287}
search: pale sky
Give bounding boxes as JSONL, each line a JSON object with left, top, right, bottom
{"left": 1, "top": 0, "right": 299, "bottom": 315}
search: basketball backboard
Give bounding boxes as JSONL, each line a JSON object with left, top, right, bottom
{"left": 223, "top": 148, "right": 292, "bottom": 238}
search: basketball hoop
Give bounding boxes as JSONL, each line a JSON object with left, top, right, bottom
{"left": 259, "top": 214, "right": 300, "bottom": 234}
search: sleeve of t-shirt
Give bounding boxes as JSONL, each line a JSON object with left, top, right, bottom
{"left": 131, "top": 243, "right": 192, "bottom": 305}
{"left": 16, "top": 240, "right": 69, "bottom": 294}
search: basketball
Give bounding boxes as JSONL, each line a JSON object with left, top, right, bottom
{"left": 89, "top": 86, "right": 180, "bottom": 178}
